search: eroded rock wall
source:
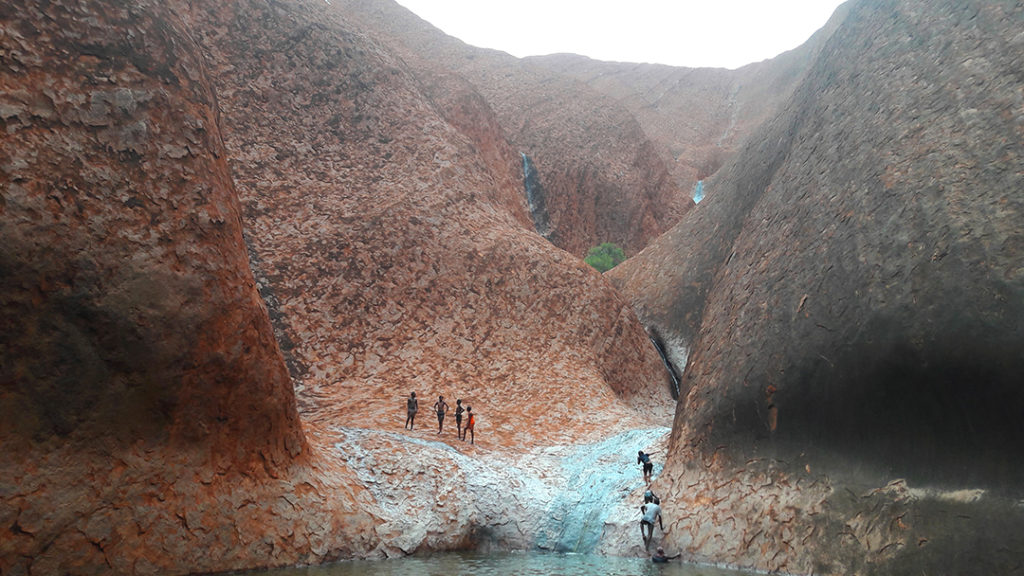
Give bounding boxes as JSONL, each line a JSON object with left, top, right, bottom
{"left": 616, "top": 0, "right": 1024, "bottom": 573}
{"left": 174, "top": 0, "right": 674, "bottom": 453}
{"left": 0, "top": 1, "right": 374, "bottom": 573}
{"left": 335, "top": 0, "right": 690, "bottom": 258}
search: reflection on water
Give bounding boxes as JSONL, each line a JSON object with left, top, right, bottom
{"left": 239, "top": 551, "right": 759, "bottom": 576}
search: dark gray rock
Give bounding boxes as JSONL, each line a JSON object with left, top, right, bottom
{"left": 616, "top": 0, "right": 1024, "bottom": 572}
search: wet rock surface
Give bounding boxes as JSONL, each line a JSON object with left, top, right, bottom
{"left": 614, "top": 0, "right": 1024, "bottom": 573}
{"left": 331, "top": 426, "right": 671, "bottom": 557}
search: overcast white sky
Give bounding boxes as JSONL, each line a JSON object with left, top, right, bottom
{"left": 395, "top": 0, "right": 846, "bottom": 69}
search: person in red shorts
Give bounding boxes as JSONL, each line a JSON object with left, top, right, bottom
{"left": 462, "top": 406, "right": 475, "bottom": 444}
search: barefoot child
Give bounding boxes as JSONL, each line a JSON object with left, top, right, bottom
{"left": 463, "top": 406, "right": 475, "bottom": 444}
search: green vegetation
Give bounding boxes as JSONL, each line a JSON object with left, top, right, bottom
{"left": 584, "top": 242, "right": 626, "bottom": 273}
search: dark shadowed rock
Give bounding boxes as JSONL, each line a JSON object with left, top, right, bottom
{"left": 0, "top": 1, "right": 376, "bottom": 573}
{"left": 614, "top": 0, "right": 1024, "bottom": 573}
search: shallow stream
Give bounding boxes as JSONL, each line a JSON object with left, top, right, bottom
{"left": 236, "top": 551, "right": 761, "bottom": 576}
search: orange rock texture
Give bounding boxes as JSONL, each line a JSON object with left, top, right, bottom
{"left": 176, "top": 0, "right": 674, "bottom": 447}
{"left": 2, "top": 0, "right": 678, "bottom": 573}
{"left": 8, "top": 0, "right": 1019, "bottom": 574}
{"left": 0, "top": 1, "right": 381, "bottom": 574}
{"left": 613, "top": 0, "right": 1024, "bottom": 573}
{"left": 337, "top": 0, "right": 692, "bottom": 258}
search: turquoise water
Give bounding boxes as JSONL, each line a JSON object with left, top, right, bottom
{"left": 242, "top": 552, "right": 760, "bottom": 576}
{"left": 536, "top": 427, "right": 669, "bottom": 552}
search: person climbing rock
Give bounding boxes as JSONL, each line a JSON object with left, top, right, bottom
{"left": 463, "top": 406, "right": 475, "bottom": 444}
{"left": 637, "top": 450, "right": 655, "bottom": 483}
{"left": 433, "top": 395, "right": 449, "bottom": 434}
{"left": 640, "top": 498, "right": 663, "bottom": 550}
{"left": 651, "top": 546, "right": 680, "bottom": 563}
{"left": 454, "top": 399, "right": 464, "bottom": 438}
{"left": 405, "top": 391, "right": 418, "bottom": 430}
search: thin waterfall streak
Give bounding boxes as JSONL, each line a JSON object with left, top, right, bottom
{"left": 650, "top": 336, "right": 681, "bottom": 400}
{"left": 521, "top": 152, "right": 551, "bottom": 238}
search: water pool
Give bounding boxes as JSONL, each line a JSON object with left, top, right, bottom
{"left": 236, "top": 551, "right": 761, "bottom": 576}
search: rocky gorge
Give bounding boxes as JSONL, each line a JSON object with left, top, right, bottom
{"left": 2, "top": 0, "right": 1022, "bottom": 575}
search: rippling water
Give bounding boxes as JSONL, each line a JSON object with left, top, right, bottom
{"left": 241, "top": 552, "right": 760, "bottom": 576}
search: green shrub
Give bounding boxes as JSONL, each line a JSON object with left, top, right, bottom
{"left": 584, "top": 242, "right": 626, "bottom": 272}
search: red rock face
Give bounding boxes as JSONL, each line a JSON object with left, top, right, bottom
{"left": 336, "top": 0, "right": 690, "bottom": 258}
{"left": 0, "top": 1, "right": 377, "bottom": 573}
{"left": 616, "top": 0, "right": 1024, "bottom": 573}
{"left": 173, "top": 0, "right": 674, "bottom": 451}
{"left": 0, "top": 0, "right": 306, "bottom": 477}
{"left": 2, "top": 0, "right": 679, "bottom": 572}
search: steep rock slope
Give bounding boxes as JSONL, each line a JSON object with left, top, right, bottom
{"left": 2, "top": 0, "right": 678, "bottom": 572}
{"left": 177, "top": 0, "right": 674, "bottom": 450}
{"left": 0, "top": 1, "right": 375, "bottom": 574}
{"left": 337, "top": 0, "right": 690, "bottom": 257}
{"left": 614, "top": 0, "right": 1024, "bottom": 573}
{"left": 179, "top": 0, "right": 680, "bottom": 560}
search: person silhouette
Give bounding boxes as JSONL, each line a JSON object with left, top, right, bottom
{"left": 404, "top": 391, "right": 418, "bottom": 430}
{"left": 640, "top": 499, "right": 663, "bottom": 550}
{"left": 651, "top": 546, "right": 679, "bottom": 563}
{"left": 463, "top": 406, "right": 475, "bottom": 444}
{"left": 637, "top": 450, "right": 655, "bottom": 483}
{"left": 433, "top": 395, "right": 450, "bottom": 434}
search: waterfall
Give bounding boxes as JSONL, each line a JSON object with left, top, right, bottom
{"left": 535, "top": 428, "right": 669, "bottom": 553}
{"left": 649, "top": 335, "right": 682, "bottom": 400}
{"left": 693, "top": 180, "right": 705, "bottom": 203}
{"left": 521, "top": 153, "right": 551, "bottom": 238}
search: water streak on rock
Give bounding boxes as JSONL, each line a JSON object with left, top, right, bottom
{"left": 649, "top": 335, "right": 682, "bottom": 400}
{"left": 521, "top": 153, "right": 551, "bottom": 238}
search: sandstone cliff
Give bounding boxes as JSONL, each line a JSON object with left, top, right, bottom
{"left": 7, "top": 0, "right": 1017, "bottom": 573}
{"left": 336, "top": 0, "right": 691, "bottom": 258}
{"left": 612, "top": 0, "right": 1024, "bottom": 573}
{"left": 2, "top": 0, "right": 676, "bottom": 573}
{"left": 0, "top": 1, "right": 379, "bottom": 573}
{"left": 176, "top": 0, "right": 673, "bottom": 446}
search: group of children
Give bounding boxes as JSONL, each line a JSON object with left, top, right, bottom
{"left": 403, "top": 392, "right": 475, "bottom": 444}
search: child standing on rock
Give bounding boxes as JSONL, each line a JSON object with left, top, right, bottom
{"left": 433, "top": 395, "right": 449, "bottom": 434}
{"left": 404, "top": 391, "right": 418, "bottom": 430}
{"left": 462, "top": 406, "right": 475, "bottom": 444}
